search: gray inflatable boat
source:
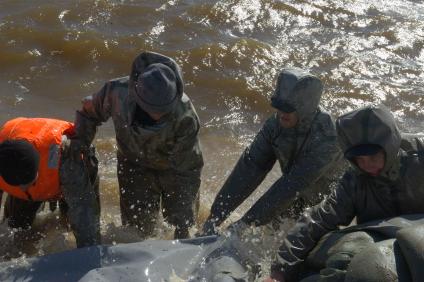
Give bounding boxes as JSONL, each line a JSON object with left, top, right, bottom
{"left": 1, "top": 214, "right": 424, "bottom": 282}
{"left": 301, "top": 213, "right": 424, "bottom": 282}
{"left": 0, "top": 234, "right": 250, "bottom": 282}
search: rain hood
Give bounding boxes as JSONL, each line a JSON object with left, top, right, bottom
{"left": 271, "top": 68, "right": 323, "bottom": 127}
{"left": 336, "top": 104, "right": 401, "bottom": 178}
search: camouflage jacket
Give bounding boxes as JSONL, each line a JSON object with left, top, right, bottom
{"left": 74, "top": 52, "right": 204, "bottom": 172}
{"left": 209, "top": 108, "right": 341, "bottom": 226}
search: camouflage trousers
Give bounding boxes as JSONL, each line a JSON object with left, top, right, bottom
{"left": 117, "top": 154, "right": 201, "bottom": 239}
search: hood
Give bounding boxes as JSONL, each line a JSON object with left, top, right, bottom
{"left": 128, "top": 51, "right": 184, "bottom": 122}
{"left": 270, "top": 68, "right": 323, "bottom": 126}
{"left": 336, "top": 104, "right": 401, "bottom": 177}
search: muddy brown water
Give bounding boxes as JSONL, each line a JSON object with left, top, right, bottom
{"left": 0, "top": 0, "right": 423, "bottom": 278}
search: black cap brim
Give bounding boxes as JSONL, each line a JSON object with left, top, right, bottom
{"left": 345, "top": 144, "right": 382, "bottom": 159}
{"left": 271, "top": 99, "right": 296, "bottom": 113}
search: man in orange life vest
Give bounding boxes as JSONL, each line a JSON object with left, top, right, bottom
{"left": 0, "top": 117, "right": 100, "bottom": 248}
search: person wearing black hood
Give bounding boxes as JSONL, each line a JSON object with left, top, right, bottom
{"left": 266, "top": 105, "right": 424, "bottom": 282}
{"left": 201, "top": 68, "right": 342, "bottom": 235}
{"left": 70, "top": 51, "right": 204, "bottom": 239}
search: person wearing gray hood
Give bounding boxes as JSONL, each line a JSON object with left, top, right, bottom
{"left": 267, "top": 105, "right": 424, "bottom": 282}
{"left": 201, "top": 68, "right": 341, "bottom": 235}
{"left": 70, "top": 51, "right": 204, "bottom": 239}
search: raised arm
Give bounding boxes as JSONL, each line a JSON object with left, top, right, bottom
{"left": 73, "top": 81, "right": 114, "bottom": 147}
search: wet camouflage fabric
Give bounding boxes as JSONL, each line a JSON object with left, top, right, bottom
{"left": 73, "top": 52, "right": 203, "bottom": 235}
{"left": 74, "top": 52, "right": 203, "bottom": 172}
{"left": 60, "top": 142, "right": 101, "bottom": 247}
{"left": 272, "top": 105, "right": 424, "bottom": 281}
{"left": 205, "top": 68, "right": 342, "bottom": 229}
{"left": 117, "top": 153, "right": 200, "bottom": 238}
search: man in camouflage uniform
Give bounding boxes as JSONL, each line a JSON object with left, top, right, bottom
{"left": 268, "top": 105, "right": 424, "bottom": 282}
{"left": 201, "top": 68, "right": 341, "bottom": 235}
{"left": 71, "top": 51, "right": 204, "bottom": 239}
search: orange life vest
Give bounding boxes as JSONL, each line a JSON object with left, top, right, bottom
{"left": 0, "top": 118, "right": 74, "bottom": 201}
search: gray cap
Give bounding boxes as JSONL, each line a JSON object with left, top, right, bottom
{"left": 134, "top": 63, "right": 178, "bottom": 114}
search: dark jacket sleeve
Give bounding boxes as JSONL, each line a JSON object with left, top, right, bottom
{"left": 171, "top": 113, "right": 203, "bottom": 171}
{"left": 74, "top": 82, "right": 114, "bottom": 145}
{"left": 271, "top": 172, "right": 357, "bottom": 282}
{"left": 241, "top": 122, "right": 341, "bottom": 225}
{"left": 208, "top": 117, "right": 277, "bottom": 226}
{"left": 60, "top": 141, "right": 101, "bottom": 247}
